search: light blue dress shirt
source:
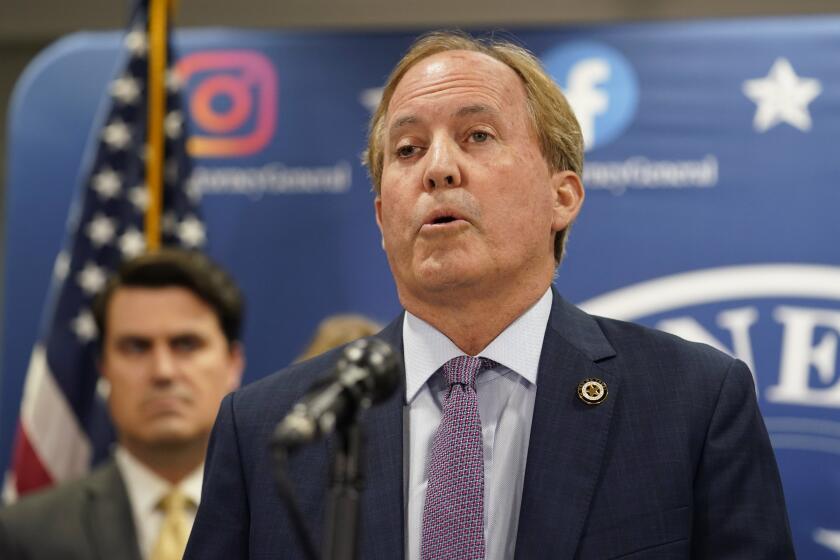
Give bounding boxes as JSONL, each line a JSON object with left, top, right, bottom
{"left": 404, "top": 288, "right": 552, "bottom": 560}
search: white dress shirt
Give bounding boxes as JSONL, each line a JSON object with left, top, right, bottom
{"left": 115, "top": 447, "right": 203, "bottom": 560}
{"left": 404, "top": 287, "right": 552, "bottom": 560}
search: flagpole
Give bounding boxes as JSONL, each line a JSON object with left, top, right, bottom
{"left": 144, "top": 0, "right": 174, "bottom": 252}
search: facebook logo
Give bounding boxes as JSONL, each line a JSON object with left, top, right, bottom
{"left": 542, "top": 41, "right": 639, "bottom": 152}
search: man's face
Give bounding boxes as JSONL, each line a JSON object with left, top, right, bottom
{"left": 101, "top": 286, "right": 243, "bottom": 452}
{"left": 375, "top": 50, "right": 582, "bottom": 306}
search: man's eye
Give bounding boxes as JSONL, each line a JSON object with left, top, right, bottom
{"left": 469, "top": 131, "right": 490, "bottom": 143}
{"left": 117, "top": 339, "right": 150, "bottom": 354}
{"left": 396, "top": 145, "right": 418, "bottom": 158}
{"left": 171, "top": 336, "right": 202, "bottom": 352}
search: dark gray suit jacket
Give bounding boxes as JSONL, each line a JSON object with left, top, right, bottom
{"left": 0, "top": 458, "right": 141, "bottom": 560}
{"left": 185, "top": 292, "right": 796, "bottom": 559}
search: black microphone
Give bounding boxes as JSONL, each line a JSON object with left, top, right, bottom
{"left": 273, "top": 337, "right": 401, "bottom": 450}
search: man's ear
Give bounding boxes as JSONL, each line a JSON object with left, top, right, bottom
{"left": 550, "top": 171, "right": 585, "bottom": 233}
{"left": 374, "top": 196, "right": 386, "bottom": 251}
{"left": 227, "top": 342, "right": 246, "bottom": 391}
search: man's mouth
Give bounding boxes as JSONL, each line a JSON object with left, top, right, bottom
{"left": 143, "top": 392, "right": 190, "bottom": 413}
{"left": 419, "top": 212, "right": 470, "bottom": 236}
{"left": 424, "top": 207, "right": 469, "bottom": 227}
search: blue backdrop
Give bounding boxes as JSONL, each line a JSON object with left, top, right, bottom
{"left": 3, "top": 17, "right": 839, "bottom": 557}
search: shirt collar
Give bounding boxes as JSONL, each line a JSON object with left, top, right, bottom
{"left": 403, "top": 287, "right": 553, "bottom": 403}
{"left": 115, "top": 446, "right": 204, "bottom": 514}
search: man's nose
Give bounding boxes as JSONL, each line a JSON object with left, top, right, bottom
{"left": 423, "top": 137, "right": 462, "bottom": 190}
{"left": 150, "top": 346, "right": 177, "bottom": 381}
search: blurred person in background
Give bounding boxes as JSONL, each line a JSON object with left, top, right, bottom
{"left": 0, "top": 249, "right": 245, "bottom": 560}
{"left": 295, "top": 313, "right": 383, "bottom": 362}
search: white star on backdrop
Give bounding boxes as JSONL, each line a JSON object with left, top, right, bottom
{"left": 102, "top": 119, "right": 132, "bottom": 151}
{"left": 742, "top": 57, "right": 822, "bottom": 132}
{"left": 165, "top": 111, "right": 184, "bottom": 139}
{"left": 124, "top": 28, "right": 147, "bottom": 58}
{"left": 77, "top": 262, "right": 107, "bottom": 296}
{"left": 815, "top": 528, "right": 840, "bottom": 556}
{"left": 119, "top": 228, "right": 146, "bottom": 258}
{"left": 110, "top": 75, "right": 141, "bottom": 105}
{"left": 177, "top": 216, "right": 206, "bottom": 248}
{"left": 85, "top": 214, "right": 117, "bottom": 247}
{"left": 96, "top": 377, "right": 111, "bottom": 401}
{"left": 359, "top": 87, "right": 383, "bottom": 113}
{"left": 92, "top": 169, "right": 122, "bottom": 199}
{"left": 166, "top": 70, "right": 184, "bottom": 92}
{"left": 70, "top": 310, "right": 98, "bottom": 343}
{"left": 128, "top": 185, "right": 149, "bottom": 211}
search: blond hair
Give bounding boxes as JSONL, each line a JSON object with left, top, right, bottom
{"left": 295, "top": 314, "right": 383, "bottom": 362}
{"left": 364, "top": 30, "right": 584, "bottom": 262}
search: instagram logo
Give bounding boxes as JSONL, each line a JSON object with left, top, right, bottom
{"left": 176, "top": 50, "right": 277, "bottom": 158}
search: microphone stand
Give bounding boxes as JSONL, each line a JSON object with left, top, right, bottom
{"left": 322, "top": 420, "right": 364, "bottom": 560}
{"left": 272, "top": 336, "right": 400, "bottom": 560}
{"left": 272, "top": 414, "right": 366, "bottom": 560}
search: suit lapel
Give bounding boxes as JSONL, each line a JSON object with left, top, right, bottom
{"left": 84, "top": 459, "right": 142, "bottom": 560}
{"left": 515, "top": 292, "right": 619, "bottom": 560}
{"left": 358, "top": 317, "right": 405, "bottom": 558}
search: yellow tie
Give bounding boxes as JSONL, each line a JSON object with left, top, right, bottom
{"left": 151, "top": 489, "right": 191, "bottom": 560}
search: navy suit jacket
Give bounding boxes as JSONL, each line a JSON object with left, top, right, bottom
{"left": 185, "top": 293, "right": 795, "bottom": 559}
{"left": 0, "top": 459, "right": 141, "bottom": 560}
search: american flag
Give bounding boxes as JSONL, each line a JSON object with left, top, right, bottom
{"left": 3, "top": 0, "right": 205, "bottom": 501}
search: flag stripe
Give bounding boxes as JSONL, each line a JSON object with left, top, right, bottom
{"left": 10, "top": 426, "right": 52, "bottom": 495}
{"left": 19, "top": 344, "right": 92, "bottom": 484}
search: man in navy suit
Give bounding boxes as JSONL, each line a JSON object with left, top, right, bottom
{"left": 185, "top": 31, "right": 795, "bottom": 559}
{"left": 1, "top": 250, "right": 245, "bottom": 560}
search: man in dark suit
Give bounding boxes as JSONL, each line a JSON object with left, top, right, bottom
{"left": 185, "top": 31, "right": 795, "bottom": 559}
{"left": 0, "top": 250, "right": 244, "bottom": 560}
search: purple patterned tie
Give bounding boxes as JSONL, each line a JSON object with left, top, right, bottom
{"left": 422, "top": 355, "right": 494, "bottom": 560}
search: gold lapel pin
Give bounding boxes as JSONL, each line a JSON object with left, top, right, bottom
{"left": 577, "top": 378, "right": 608, "bottom": 405}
